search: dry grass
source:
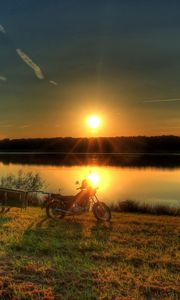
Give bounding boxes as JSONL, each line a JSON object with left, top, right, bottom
{"left": 0, "top": 208, "right": 179, "bottom": 299}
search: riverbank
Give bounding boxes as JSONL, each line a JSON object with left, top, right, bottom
{"left": 0, "top": 208, "right": 179, "bottom": 299}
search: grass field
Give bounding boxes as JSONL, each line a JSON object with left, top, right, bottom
{"left": 0, "top": 208, "right": 179, "bottom": 300}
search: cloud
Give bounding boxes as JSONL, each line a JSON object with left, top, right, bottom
{"left": 0, "top": 75, "right": 7, "bottom": 82}
{"left": 0, "top": 124, "right": 12, "bottom": 128}
{"left": 16, "top": 48, "right": 44, "bottom": 80}
{"left": 19, "top": 124, "right": 32, "bottom": 129}
{"left": 0, "top": 24, "right": 6, "bottom": 34}
{"left": 143, "top": 98, "right": 180, "bottom": 103}
{"left": 49, "top": 80, "right": 58, "bottom": 86}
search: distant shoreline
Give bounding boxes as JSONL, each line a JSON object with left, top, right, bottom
{"left": 0, "top": 136, "right": 180, "bottom": 153}
{"left": 0, "top": 152, "right": 180, "bottom": 155}
{"left": 0, "top": 152, "right": 180, "bottom": 168}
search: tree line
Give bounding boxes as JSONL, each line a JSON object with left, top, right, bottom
{"left": 0, "top": 135, "right": 180, "bottom": 153}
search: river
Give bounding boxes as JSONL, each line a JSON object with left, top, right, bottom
{"left": 0, "top": 153, "right": 179, "bottom": 207}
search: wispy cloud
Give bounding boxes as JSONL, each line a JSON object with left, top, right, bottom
{"left": 151, "top": 126, "right": 180, "bottom": 130}
{"left": 19, "top": 124, "right": 32, "bottom": 129}
{"left": 143, "top": 98, "right": 180, "bottom": 103}
{"left": 49, "top": 80, "right": 58, "bottom": 86}
{"left": 0, "top": 75, "right": 7, "bottom": 82}
{"left": 0, "top": 24, "right": 6, "bottom": 34}
{"left": 0, "top": 124, "right": 13, "bottom": 128}
{"left": 0, "top": 26, "right": 58, "bottom": 86}
{"left": 16, "top": 48, "right": 44, "bottom": 80}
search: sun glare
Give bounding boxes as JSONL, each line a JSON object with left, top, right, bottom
{"left": 87, "top": 115, "right": 101, "bottom": 129}
{"left": 88, "top": 172, "right": 100, "bottom": 186}
{"left": 80, "top": 167, "right": 110, "bottom": 192}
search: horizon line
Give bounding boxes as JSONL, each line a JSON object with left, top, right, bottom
{"left": 0, "top": 134, "right": 180, "bottom": 141}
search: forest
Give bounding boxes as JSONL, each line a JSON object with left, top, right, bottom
{"left": 0, "top": 135, "right": 180, "bottom": 153}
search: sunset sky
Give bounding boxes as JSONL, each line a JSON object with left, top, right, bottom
{"left": 0, "top": 0, "right": 180, "bottom": 138}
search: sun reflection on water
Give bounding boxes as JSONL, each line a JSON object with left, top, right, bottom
{"left": 88, "top": 172, "right": 100, "bottom": 186}
{"left": 79, "top": 167, "right": 110, "bottom": 192}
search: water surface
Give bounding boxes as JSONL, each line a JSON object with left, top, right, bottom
{"left": 0, "top": 154, "right": 179, "bottom": 207}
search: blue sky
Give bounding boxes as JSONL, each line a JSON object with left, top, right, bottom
{"left": 0, "top": 0, "right": 180, "bottom": 137}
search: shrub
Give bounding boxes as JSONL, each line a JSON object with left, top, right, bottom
{"left": 111, "top": 200, "right": 180, "bottom": 216}
{"left": 0, "top": 170, "right": 46, "bottom": 191}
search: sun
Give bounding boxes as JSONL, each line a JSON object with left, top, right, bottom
{"left": 87, "top": 115, "right": 101, "bottom": 129}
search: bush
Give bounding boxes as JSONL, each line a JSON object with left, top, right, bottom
{"left": 0, "top": 170, "right": 46, "bottom": 191}
{"left": 118, "top": 200, "right": 139, "bottom": 212}
{"left": 111, "top": 200, "right": 180, "bottom": 216}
